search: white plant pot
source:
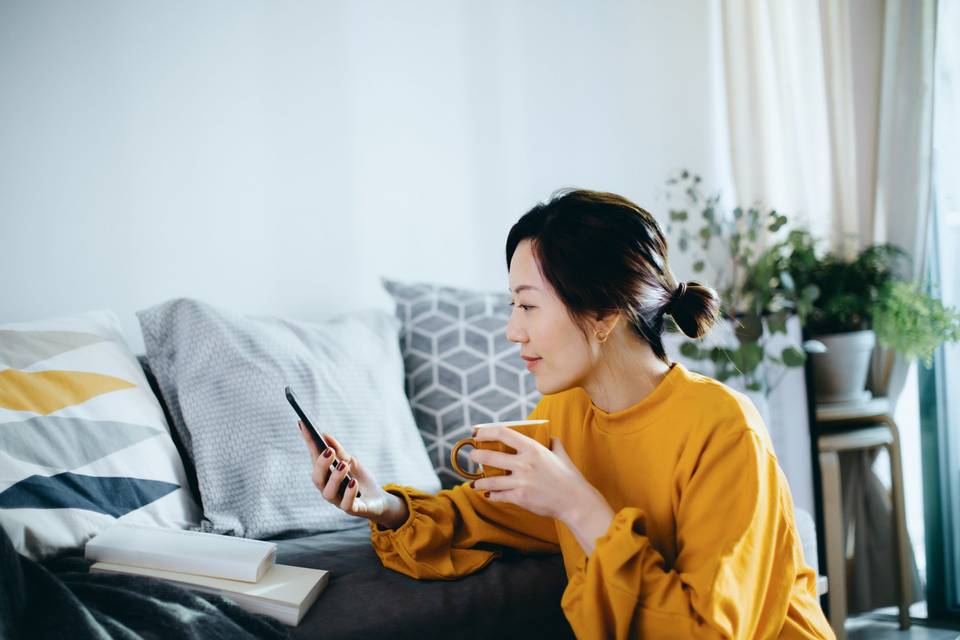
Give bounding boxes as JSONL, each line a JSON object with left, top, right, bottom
{"left": 811, "top": 329, "right": 876, "bottom": 404}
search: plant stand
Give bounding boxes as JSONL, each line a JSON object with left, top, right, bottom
{"left": 815, "top": 397, "right": 912, "bottom": 638}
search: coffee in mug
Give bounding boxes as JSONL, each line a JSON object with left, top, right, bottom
{"left": 450, "top": 419, "right": 550, "bottom": 480}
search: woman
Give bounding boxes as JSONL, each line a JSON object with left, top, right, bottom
{"left": 299, "top": 190, "right": 834, "bottom": 639}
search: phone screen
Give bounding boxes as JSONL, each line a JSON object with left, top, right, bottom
{"left": 285, "top": 386, "right": 361, "bottom": 499}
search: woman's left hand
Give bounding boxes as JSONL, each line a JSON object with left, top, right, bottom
{"left": 468, "top": 426, "right": 608, "bottom": 521}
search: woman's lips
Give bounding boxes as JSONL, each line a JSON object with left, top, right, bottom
{"left": 522, "top": 356, "right": 542, "bottom": 371}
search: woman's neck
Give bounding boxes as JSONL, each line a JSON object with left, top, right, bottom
{"left": 581, "top": 333, "right": 672, "bottom": 413}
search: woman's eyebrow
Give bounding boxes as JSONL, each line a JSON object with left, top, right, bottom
{"left": 509, "top": 285, "right": 541, "bottom": 294}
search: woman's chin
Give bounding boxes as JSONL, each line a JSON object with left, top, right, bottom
{"left": 531, "top": 374, "right": 567, "bottom": 396}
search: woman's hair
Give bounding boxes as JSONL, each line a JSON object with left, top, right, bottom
{"left": 506, "top": 188, "right": 720, "bottom": 361}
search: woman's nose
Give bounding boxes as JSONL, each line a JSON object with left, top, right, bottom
{"left": 505, "top": 311, "right": 527, "bottom": 344}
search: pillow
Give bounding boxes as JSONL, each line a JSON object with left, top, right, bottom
{"left": 136, "top": 298, "right": 441, "bottom": 539}
{"left": 383, "top": 278, "right": 541, "bottom": 489}
{"left": 0, "top": 311, "right": 200, "bottom": 559}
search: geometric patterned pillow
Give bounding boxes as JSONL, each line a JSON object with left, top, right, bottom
{"left": 383, "top": 278, "right": 541, "bottom": 489}
{"left": 0, "top": 310, "right": 200, "bottom": 560}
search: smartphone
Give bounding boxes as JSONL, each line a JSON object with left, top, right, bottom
{"left": 285, "top": 386, "right": 361, "bottom": 499}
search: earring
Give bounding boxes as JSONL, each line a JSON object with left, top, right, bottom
{"left": 595, "top": 330, "right": 609, "bottom": 344}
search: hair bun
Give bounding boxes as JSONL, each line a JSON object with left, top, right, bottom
{"left": 665, "top": 282, "right": 687, "bottom": 315}
{"left": 668, "top": 280, "right": 720, "bottom": 339}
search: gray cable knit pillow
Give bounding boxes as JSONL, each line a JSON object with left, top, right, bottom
{"left": 136, "top": 298, "right": 441, "bottom": 539}
{"left": 383, "top": 278, "right": 541, "bottom": 489}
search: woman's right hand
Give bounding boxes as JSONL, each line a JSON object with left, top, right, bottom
{"left": 298, "top": 421, "right": 408, "bottom": 528}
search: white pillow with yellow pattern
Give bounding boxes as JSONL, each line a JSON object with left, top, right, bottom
{"left": 0, "top": 310, "right": 199, "bottom": 559}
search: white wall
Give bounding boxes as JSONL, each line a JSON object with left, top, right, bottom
{"left": 0, "top": 0, "right": 727, "bottom": 353}
{"left": 0, "top": 0, "right": 821, "bottom": 517}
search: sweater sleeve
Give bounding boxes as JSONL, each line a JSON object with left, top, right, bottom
{"left": 368, "top": 481, "right": 561, "bottom": 579}
{"left": 560, "top": 428, "right": 823, "bottom": 639}
{"left": 368, "top": 404, "right": 561, "bottom": 580}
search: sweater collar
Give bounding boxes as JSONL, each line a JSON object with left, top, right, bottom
{"left": 586, "top": 361, "right": 686, "bottom": 434}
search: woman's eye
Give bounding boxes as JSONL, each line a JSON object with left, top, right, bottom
{"left": 509, "top": 302, "right": 534, "bottom": 311}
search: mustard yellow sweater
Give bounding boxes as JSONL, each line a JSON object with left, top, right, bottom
{"left": 369, "top": 363, "right": 834, "bottom": 639}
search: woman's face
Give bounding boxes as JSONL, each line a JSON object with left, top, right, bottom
{"left": 506, "top": 239, "right": 597, "bottom": 395}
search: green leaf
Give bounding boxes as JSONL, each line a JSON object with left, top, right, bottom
{"left": 781, "top": 346, "right": 806, "bottom": 367}
{"left": 741, "top": 343, "right": 764, "bottom": 372}
{"left": 873, "top": 281, "right": 960, "bottom": 366}
{"left": 746, "top": 380, "right": 763, "bottom": 392}
{"left": 801, "top": 284, "right": 820, "bottom": 302}
{"left": 733, "top": 207, "right": 743, "bottom": 220}
{"left": 679, "top": 342, "right": 702, "bottom": 359}
{"left": 735, "top": 312, "right": 763, "bottom": 343}
{"left": 767, "top": 311, "right": 788, "bottom": 334}
{"left": 669, "top": 209, "right": 688, "bottom": 222}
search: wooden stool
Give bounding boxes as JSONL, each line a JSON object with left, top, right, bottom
{"left": 816, "top": 398, "right": 912, "bottom": 639}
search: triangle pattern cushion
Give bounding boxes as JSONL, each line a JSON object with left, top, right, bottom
{"left": 0, "top": 311, "right": 200, "bottom": 560}
{"left": 0, "top": 369, "right": 136, "bottom": 414}
{"left": 0, "top": 472, "right": 180, "bottom": 517}
{"left": 0, "top": 330, "right": 105, "bottom": 369}
{"left": 0, "top": 416, "right": 161, "bottom": 468}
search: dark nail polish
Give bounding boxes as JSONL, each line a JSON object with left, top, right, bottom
{"left": 469, "top": 481, "right": 476, "bottom": 489}
{"left": 484, "top": 492, "right": 490, "bottom": 498}
{"left": 338, "top": 461, "right": 346, "bottom": 471}
{"left": 322, "top": 449, "right": 333, "bottom": 458}
{"left": 348, "top": 478, "right": 356, "bottom": 488}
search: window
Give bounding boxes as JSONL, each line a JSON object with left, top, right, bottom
{"left": 920, "top": 0, "right": 960, "bottom": 621}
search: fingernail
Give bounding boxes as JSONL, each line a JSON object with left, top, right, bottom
{"left": 484, "top": 492, "right": 490, "bottom": 498}
{"left": 322, "top": 449, "right": 333, "bottom": 458}
{"left": 338, "top": 460, "right": 346, "bottom": 471}
{"left": 469, "top": 481, "right": 476, "bottom": 489}
{"left": 348, "top": 478, "right": 356, "bottom": 488}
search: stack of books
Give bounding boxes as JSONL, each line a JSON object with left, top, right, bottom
{"left": 84, "top": 523, "right": 328, "bottom": 626}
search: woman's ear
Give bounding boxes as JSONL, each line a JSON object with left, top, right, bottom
{"left": 591, "top": 311, "right": 622, "bottom": 338}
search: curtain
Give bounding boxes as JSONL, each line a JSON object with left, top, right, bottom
{"left": 719, "top": 0, "right": 937, "bottom": 613}
{"left": 718, "top": 0, "right": 857, "bottom": 248}
{"left": 868, "top": 0, "right": 938, "bottom": 410}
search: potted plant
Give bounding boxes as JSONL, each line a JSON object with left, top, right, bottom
{"left": 664, "top": 171, "right": 814, "bottom": 395}
{"left": 783, "top": 232, "right": 960, "bottom": 403}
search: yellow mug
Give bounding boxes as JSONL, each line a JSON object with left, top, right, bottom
{"left": 449, "top": 420, "right": 550, "bottom": 480}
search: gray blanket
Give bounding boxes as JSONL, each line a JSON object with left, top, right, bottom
{"left": 0, "top": 525, "right": 288, "bottom": 640}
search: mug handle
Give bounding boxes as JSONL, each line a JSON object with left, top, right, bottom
{"left": 450, "top": 438, "right": 483, "bottom": 480}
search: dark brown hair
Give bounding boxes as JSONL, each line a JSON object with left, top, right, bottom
{"left": 506, "top": 188, "right": 720, "bottom": 362}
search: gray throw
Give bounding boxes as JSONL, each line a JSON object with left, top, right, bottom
{"left": 0, "top": 524, "right": 288, "bottom": 640}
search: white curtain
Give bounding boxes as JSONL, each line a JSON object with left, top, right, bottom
{"left": 868, "top": 0, "right": 938, "bottom": 407}
{"left": 719, "top": 0, "right": 937, "bottom": 406}
{"left": 719, "top": 0, "right": 860, "bottom": 250}
{"left": 718, "top": 0, "right": 938, "bottom": 613}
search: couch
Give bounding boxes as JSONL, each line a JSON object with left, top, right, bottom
{"left": 140, "top": 355, "right": 578, "bottom": 639}
{"left": 1, "top": 294, "right": 822, "bottom": 640}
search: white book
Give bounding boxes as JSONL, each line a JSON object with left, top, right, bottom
{"left": 90, "top": 562, "right": 329, "bottom": 627}
{"left": 84, "top": 523, "right": 277, "bottom": 583}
